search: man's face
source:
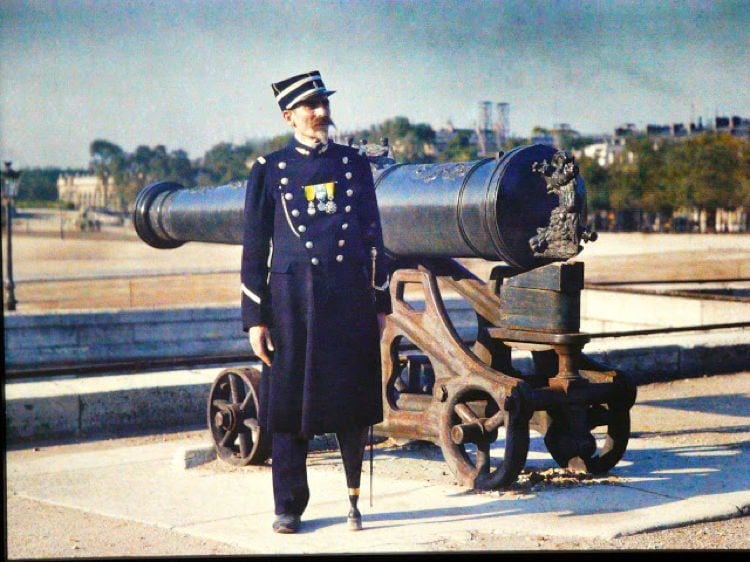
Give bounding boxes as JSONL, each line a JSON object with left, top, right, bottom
{"left": 282, "top": 95, "right": 332, "bottom": 143}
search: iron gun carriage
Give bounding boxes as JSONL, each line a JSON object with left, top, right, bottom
{"left": 134, "top": 143, "right": 635, "bottom": 490}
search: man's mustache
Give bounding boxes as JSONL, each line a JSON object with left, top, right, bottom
{"left": 313, "top": 116, "right": 334, "bottom": 128}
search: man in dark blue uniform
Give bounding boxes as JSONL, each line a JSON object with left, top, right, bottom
{"left": 241, "top": 70, "right": 391, "bottom": 534}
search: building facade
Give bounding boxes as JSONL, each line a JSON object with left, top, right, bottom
{"left": 57, "top": 174, "right": 116, "bottom": 209}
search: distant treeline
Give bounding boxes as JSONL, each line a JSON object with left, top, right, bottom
{"left": 12, "top": 117, "right": 750, "bottom": 231}
{"left": 579, "top": 133, "right": 749, "bottom": 231}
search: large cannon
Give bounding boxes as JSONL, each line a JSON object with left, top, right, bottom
{"left": 134, "top": 142, "right": 635, "bottom": 490}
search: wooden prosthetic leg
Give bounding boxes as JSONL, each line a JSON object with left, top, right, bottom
{"left": 336, "top": 426, "right": 369, "bottom": 531}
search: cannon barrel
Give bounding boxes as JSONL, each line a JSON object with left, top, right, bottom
{"left": 134, "top": 143, "right": 593, "bottom": 268}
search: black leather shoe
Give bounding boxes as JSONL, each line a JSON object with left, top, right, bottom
{"left": 273, "top": 513, "right": 301, "bottom": 534}
{"left": 347, "top": 507, "right": 362, "bottom": 531}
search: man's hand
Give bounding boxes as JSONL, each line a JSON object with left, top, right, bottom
{"left": 249, "top": 325, "right": 274, "bottom": 367}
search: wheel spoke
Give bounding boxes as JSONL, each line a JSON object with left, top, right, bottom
{"left": 244, "top": 419, "right": 262, "bottom": 443}
{"left": 240, "top": 391, "right": 254, "bottom": 410}
{"left": 483, "top": 410, "right": 504, "bottom": 433}
{"left": 454, "top": 402, "right": 478, "bottom": 423}
{"left": 238, "top": 432, "right": 251, "bottom": 458}
{"left": 475, "top": 440, "right": 491, "bottom": 473}
{"left": 228, "top": 373, "right": 245, "bottom": 405}
{"left": 219, "top": 429, "right": 238, "bottom": 448}
{"left": 212, "top": 399, "right": 231, "bottom": 410}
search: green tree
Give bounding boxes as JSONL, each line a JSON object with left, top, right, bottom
{"left": 16, "top": 167, "right": 72, "bottom": 202}
{"left": 502, "top": 136, "right": 528, "bottom": 151}
{"left": 567, "top": 135, "right": 601, "bottom": 151}
{"left": 631, "top": 137, "right": 672, "bottom": 218}
{"left": 264, "top": 133, "right": 294, "bottom": 154}
{"left": 366, "top": 116, "right": 436, "bottom": 163}
{"left": 577, "top": 156, "right": 609, "bottom": 212}
{"left": 89, "top": 139, "right": 126, "bottom": 208}
{"left": 606, "top": 139, "right": 644, "bottom": 230}
{"left": 170, "top": 149, "right": 194, "bottom": 185}
{"left": 740, "top": 137, "right": 750, "bottom": 207}
{"left": 201, "top": 141, "right": 259, "bottom": 184}
{"left": 669, "top": 133, "right": 746, "bottom": 231}
{"left": 438, "top": 130, "right": 477, "bottom": 162}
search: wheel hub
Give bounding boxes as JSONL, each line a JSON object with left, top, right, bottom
{"left": 214, "top": 408, "right": 238, "bottom": 431}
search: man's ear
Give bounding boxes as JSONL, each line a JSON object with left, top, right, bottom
{"left": 282, "top": 109, "right": 295, "bottom": 127}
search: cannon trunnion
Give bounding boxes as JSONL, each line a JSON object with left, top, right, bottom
{"left": 134, "top": 143, "right": 634, "bottom": 490}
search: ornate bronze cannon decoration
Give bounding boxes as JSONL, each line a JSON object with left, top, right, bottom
{"left": 134, "top": 143, "right": 635, "bottom": 489}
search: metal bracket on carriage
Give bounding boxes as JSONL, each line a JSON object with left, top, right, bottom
{"left": 383, "top": 265, "right": 536, "bottom": 490}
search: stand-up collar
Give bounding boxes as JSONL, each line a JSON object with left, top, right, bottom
{"left": 290, "top": 137, "right": 330, "bottom": 157}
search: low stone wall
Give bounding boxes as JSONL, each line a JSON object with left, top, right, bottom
{"left": 4, "top": 306, "right": 249, "bottom": 372}
{"left": 4, "top": 290, "right": 747, "bottom": 372}
{"left": 580, "top": 288, "right": 750, "bottom": 332}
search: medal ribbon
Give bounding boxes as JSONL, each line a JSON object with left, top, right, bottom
{"left": 303, "top": 182, "right": 335, "bottom": 199}
{"left": 303, "top": 182, "right": 336, "bottom": 210}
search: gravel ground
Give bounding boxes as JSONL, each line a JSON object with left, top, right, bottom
{"left": 6, "top": 491, "right": 748, "bottom": 557}
{"left": 5, "top": 495, "right": 245, "bottom": 558}
{"left": 6, "top": 372, "right": 750, "bottom": 555}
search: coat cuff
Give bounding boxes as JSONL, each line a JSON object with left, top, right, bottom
{"left": 241, "top": 282, "right": 271, "bottom": 330}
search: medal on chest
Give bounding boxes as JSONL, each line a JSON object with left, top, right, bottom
{"left": 303, "top": 182, "right": 337, "bottom": 216}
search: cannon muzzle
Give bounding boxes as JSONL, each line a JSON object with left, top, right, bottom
{"left": 134, "top": 143, "right": 594, "bottom": 268}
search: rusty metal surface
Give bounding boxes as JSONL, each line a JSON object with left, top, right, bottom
{"left": 373, "top": 259, "right": 636, "bottom": 489}
{"left": 207, "top": 367, "right": 270, "bottom": 466}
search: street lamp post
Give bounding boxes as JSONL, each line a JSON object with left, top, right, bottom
{"left": 2, "top": 161, "right": 20, "bottom": 311}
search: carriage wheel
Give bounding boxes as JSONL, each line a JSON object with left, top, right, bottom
{"left": 582, "top": 402, "right": 631, "bottom": 473}
{"left": 438, "top": 385, "right": 530, "bottom": 490}
{"left": 207, "top": 367, "right": 271, "bottom": 466}
{"left": 544, "top": 402, "right": 631, "bottom": 474}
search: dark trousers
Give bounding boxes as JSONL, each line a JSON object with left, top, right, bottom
{"left": 272, "top": 426, "right": 369, "bottom": 516}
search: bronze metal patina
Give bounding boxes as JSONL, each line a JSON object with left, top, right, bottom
{"left": 529, "top": 150, "right": 598, "bottom": 259}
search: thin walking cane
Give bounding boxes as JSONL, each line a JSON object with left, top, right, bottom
{"left": 369, "top": 424, "right": 374, "bottom": 507}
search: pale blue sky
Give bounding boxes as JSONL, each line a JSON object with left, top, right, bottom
{"left": 1, "top": 0, "right": 748, "bottom": 168}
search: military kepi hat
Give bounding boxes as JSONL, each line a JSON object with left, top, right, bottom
{"left": 272, "top": 70, "right": 336, "bottom": 110}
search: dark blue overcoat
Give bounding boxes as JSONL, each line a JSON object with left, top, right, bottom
{"left": 241, "top": 139, "right": 391, "bottom": 436}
